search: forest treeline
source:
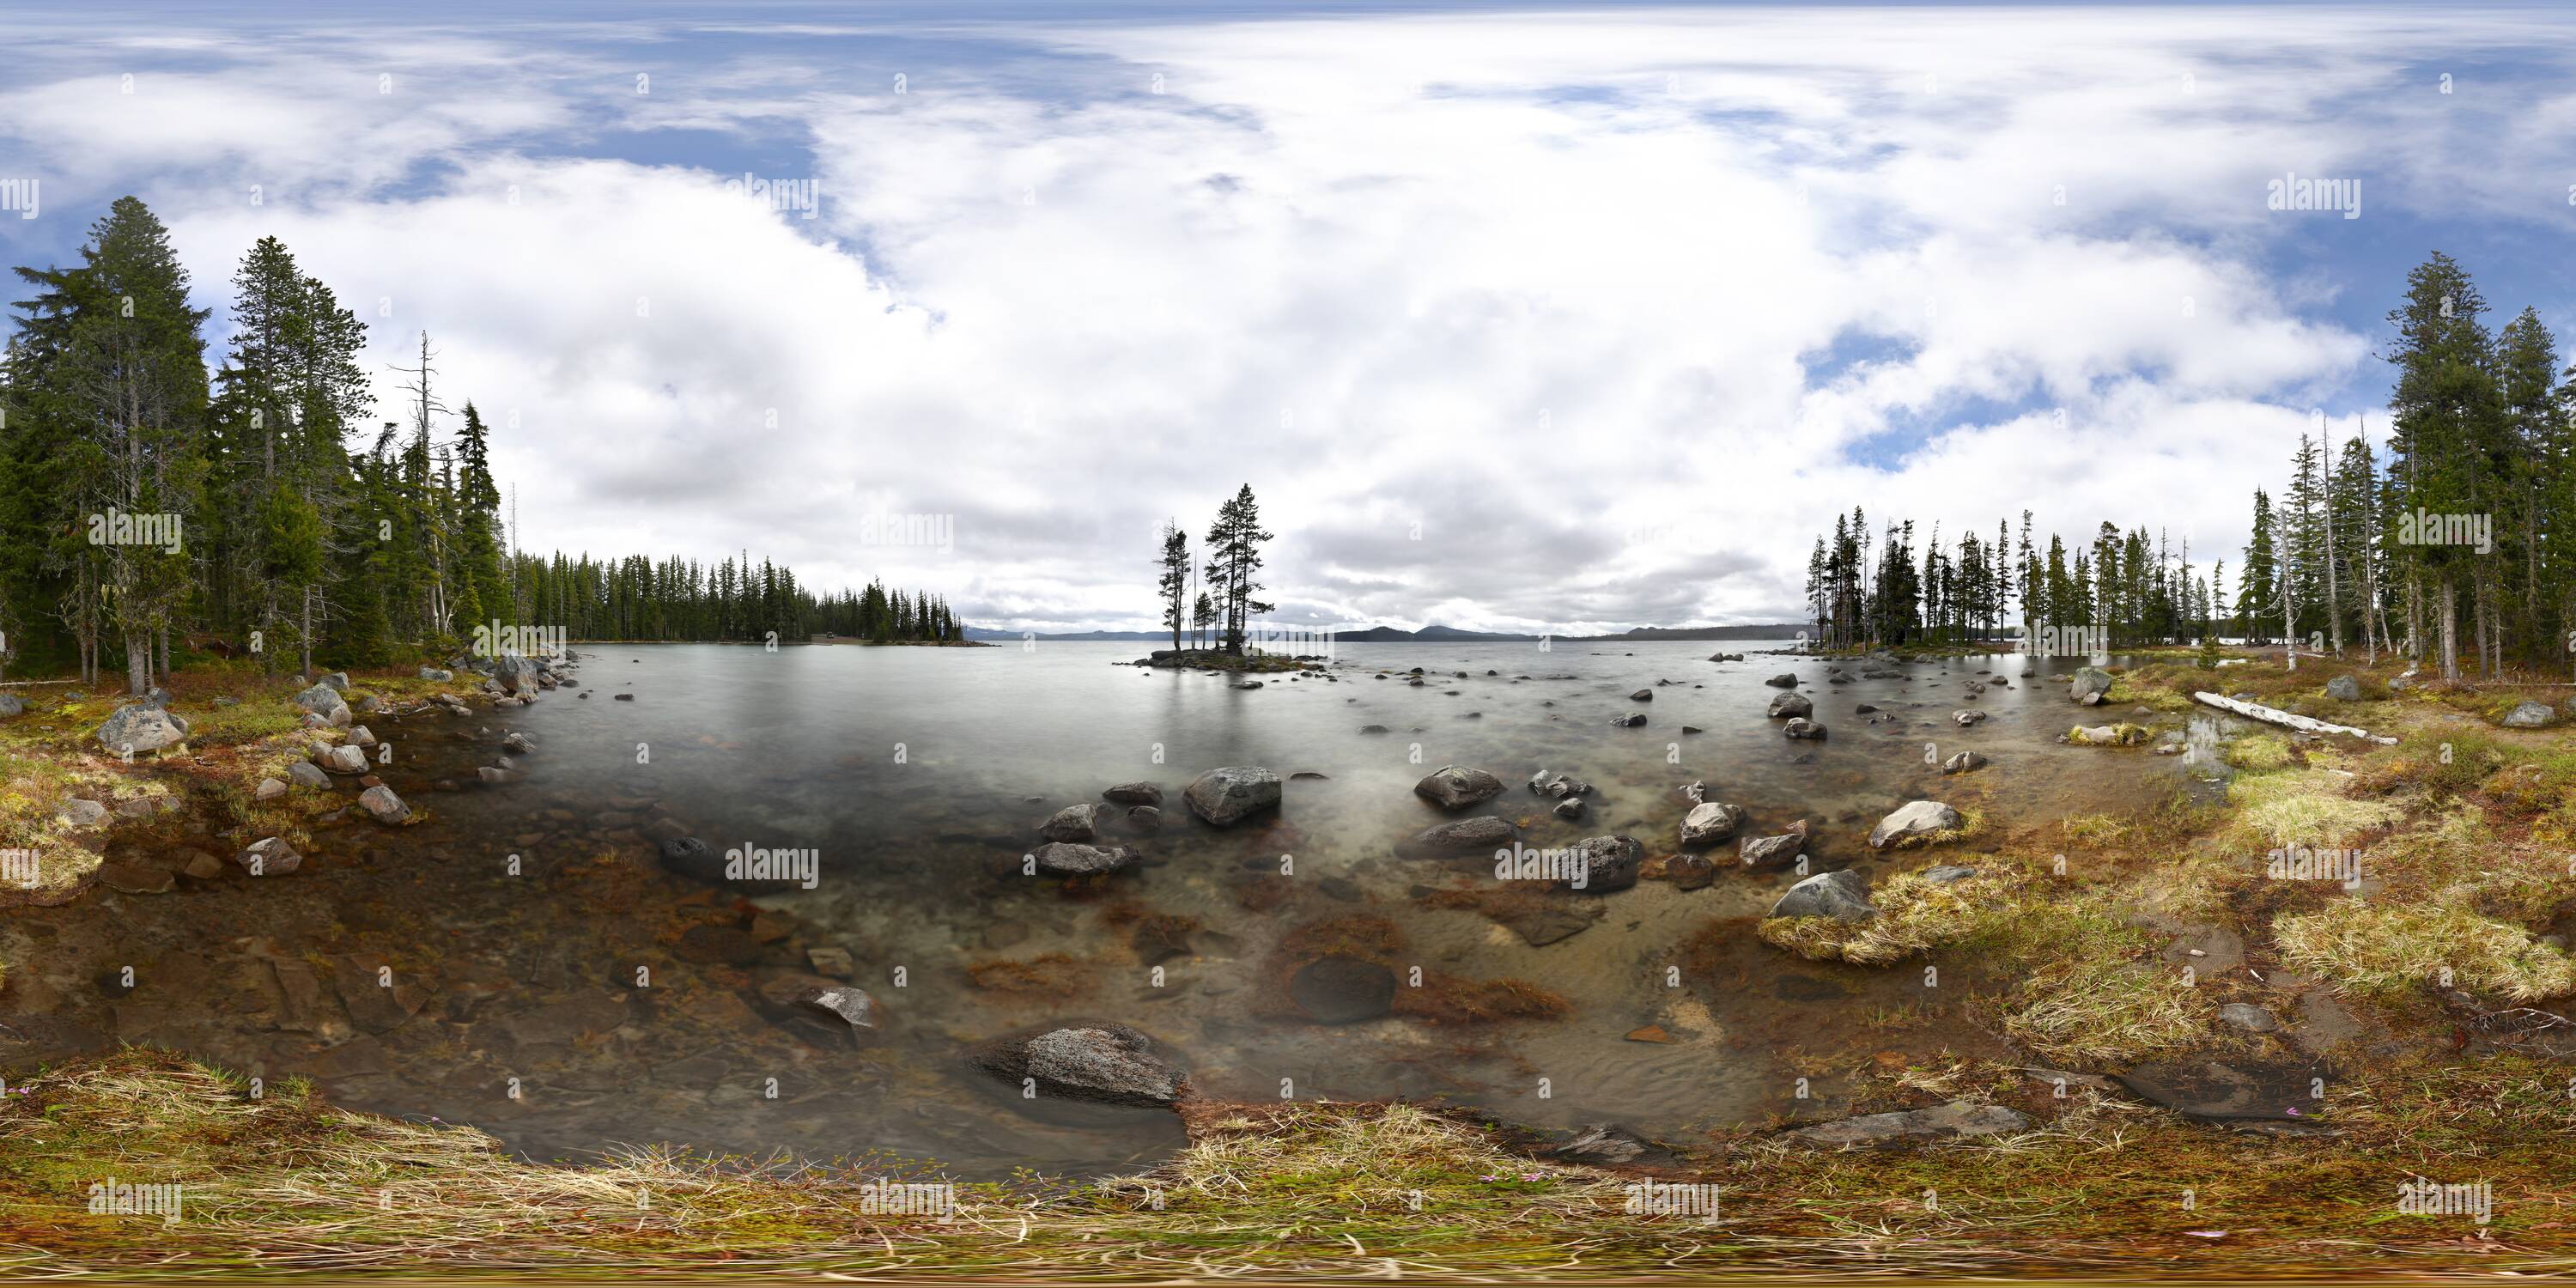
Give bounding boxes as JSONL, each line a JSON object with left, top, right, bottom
{"left": 1806, "top": 252, "right": 2576, "bottom": 683}
{"left": 0, "top": 197, "right": 961, "bottom": 693}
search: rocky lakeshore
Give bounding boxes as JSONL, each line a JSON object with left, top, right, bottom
{"left": 3, "top": 641, "right": 2575, "bottom": 1277}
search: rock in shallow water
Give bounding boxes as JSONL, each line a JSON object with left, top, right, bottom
{"left": 1868, "top": 800, "right": 1961, "bottom": 848}
{"left": 1184, "top": 766, "right": 1282, "bottom": 825}
{"left": 973, "top": 1023, "right": 1188, "bottom": 1107}
{"left": 1291, "top": 956, "right": 1396, "bottom": 1023}
{"left": 1769, "top": 868, "right": 1874, "bottom": 920}
{"left": 1413, "top": 764, "right": 1505, "bottom": 810}
{"left": 1783, "top": 1100, "right": 2029, "bottom": 1148}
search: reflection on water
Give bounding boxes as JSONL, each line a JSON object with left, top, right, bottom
{"left": 3, "top": 641, "right": 2231, "bottom": 1180}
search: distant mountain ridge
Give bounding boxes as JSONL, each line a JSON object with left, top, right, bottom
{"left": 961, "top": 623, "right": 1807, "bottom": 643}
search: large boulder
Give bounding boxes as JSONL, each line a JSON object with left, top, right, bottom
{"left": 95, "top": 704, "right": 185, "bottom": 756}
{"left": 1767, "top": 691, "right": 1813, "bottom": 720}
{"left": 1679, "top": 800, "right": 1747, "bottom": 848}
{"left": 1769, "top": 868, "right": 1875, "bottom": 920}
{"left": 1561, "top": 834, "right": 1644, "bottom": 892}
{"left": 286, "top": 762, "right": 331, "bottom": 788}
{"left": 318, "top": 671, "right": 351, "bottom": 693}
{"left": 1184, "top": 766, "right": 1282, "bottom": 825}
{"left": 1868, "top": 800, "right": 1961, "bottom": 848}
{"left": 2502, "top": 700, "right": 2555, "bottom": 729}
{"left": 1405, "top": 816, "right": 1517, "bottom": 854}
{"left": 0, "top": 692, "right": 24, "bottom": 718}
{"left": 2323, "top": 675, "right": 2360, "bottom": 702}
{"left": 2069, "top": 667, "right": 2113, "bottom": 707}
{"left": 972, "top": 1023, "right": 1187, "bottom": 1107}
{"left": 1413, "top": 765, "right": 1505, "bottom": 811}
{"left": 293, "top": 683, "right": 352, "bottom": 726}
{"left": 1765, "top": 673, "right": 1798, "bottom": 688}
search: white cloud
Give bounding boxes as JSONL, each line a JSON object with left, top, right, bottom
{"left": 6, "top": 5, "right": 2568, "bottom": 631}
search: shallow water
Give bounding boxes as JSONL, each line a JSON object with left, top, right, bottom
{"left": 3, "top": 641, "right": 2220, "bottom": 1180}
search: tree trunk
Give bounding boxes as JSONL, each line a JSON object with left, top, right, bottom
{"left": 125, "top": 635, "right": 150, "bottom": 697}
{"left": 2438, "top": 574, "right": 2458, "bottom": 682}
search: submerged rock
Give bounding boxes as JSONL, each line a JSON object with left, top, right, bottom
{"left": 1560, "top": 834, "right": 1645, "bottom": 892}
{"left": 1406, "top": 816, "right": 1517, "bottom": 854}
{"left": 1783, "top": 1100, "right": 2029, "bottom": 1148}
{"left": 1185, "top": 766, "right": 1282, "bottom": 825}
{"left": 1102, "top": 781, "right": 1163, "bottom": 805}
{"left": 1290, "top": 956, "right": 1396, "bottom": 1024}
{"left": 1610, "top": 713, "right": 1646, "bottom": 727}
{"left": 1413, "top": 764, "right": 1505, "bottom": 811}
{"left": 1040, "top": 803, "right": 1107, "bottom": 842}
{"left": 1738, "top": 820, "right": 1808, "bottom": 869}
{"left": 1767, "top": 690, "right": 1813, "bottom": 720}
{"left": 1783, "top": 717, "right": 1826, "bottom": 740}
{"left": 357, "top": 785, "right": 410, "bottom": 824}
{"left": 1765, "top": 673, "right": 1798, "bottom": 688}
{"left": 972, "top": 1023, "right": 1188, "bottom": 1107}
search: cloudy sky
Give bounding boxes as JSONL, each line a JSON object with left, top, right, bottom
{"left": 3, "top": 2, "right": 2572, "bottom": 633}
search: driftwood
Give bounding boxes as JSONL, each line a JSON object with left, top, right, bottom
{"left": 2193, "top": 691, "right": 2396, "bottom": 744}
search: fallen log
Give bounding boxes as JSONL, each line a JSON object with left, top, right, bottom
{"left": 2192, "top": 691, "right": 2396, "bottom": 744}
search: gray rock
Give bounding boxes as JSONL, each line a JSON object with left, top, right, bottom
{"left": 1413, "top": 764, "right": 1505, "bottom": 811}
{"left": 477, "top": 766, "right": 513, "bottom": 785}
{"left": 319, "top": 671, "right": 351, "bottom": 692}
{"left": 1610, "top": 712, "right": 1646, "bottom": 727}
{"left": 1562, "top": 834, "right": 1645, "bottom": 892}
{"left": 2323, "top": 675, "right": 2360, "bottom": 702}
{"left": 1406, "top": 816, "right": 1517, "bottom": 854}
{"left": 255, "top": 778, "right": 289, "bottom": 801}
{"left": 1783, "top": 1100, "right": 2029, "bottom": 1148}
{"left": 1738, "top": 820, "right": 1808, "bottom": 869}
{"left": 316, "top": 744, "right": 369, "bottom": 775}
{"left": 1040, "top": 803, "right": 1107, "bottom": 842}
{"left": 1126, "top": 805, "right": 1162, "bottom": 833}
{"left": 2217, "top": 1002, "right": 2279, "bottom": 1033}
{"left": 502, "top": 732, "right": 535, "bottom": 754}
{"left": 1552, "top": 797, "right": 1586, "bottom": 820}
{"left": 1629, "top": 688, "right": 1653, "bottom": 702}
{"left": 2069, "top": 667, "right": 2112, "bottom": 707}
{"left": 419, "top": 666, "right": 453, "bottom": 682}
{"left": 287, "top": 762, "right": 331, "bottom": 788}
{"left": 0, "top": 692, "right": 23, "bottom": 718}
{"left": 1185, "top": 766, "right": 1283, "bottom": 825}
{"left": 1103, "top": 781, "right": 1163, "bottom": 805}
{"left": 1783, "top": 717, "right": 1827, "bottom": 740}
{"left": 766, "top": 976, "right": 877, "bottom": 1030}
{"left": 974, "top": 1024, "right": 1187, "bottom": 1107}
{"left": 357, "top": 785, "right": 410, "bottom": 824}
{"left": 56, "top": 798, "right": 109, "bottom": 827}
{"left": 1868, "top": 800, "right": 1961, "bottom": 848}
{"left": 1030, "top": 841, "right": 1138, "bottom": 877}
{"left": 1952, "top": 709, "right": 1986, "bottom": 726}
{"left": 1767, "top": 690, "right": 1813, "bottom": 720}
{"left": 2502, "top": 700, "right": 2555, "bottom": 729}
{"left": 1920, "top": 865, "right": 1978, "bottom": 884}
{"left": 234, "top": 836, "right": 301, "bottom": 876}
{"left": 346, "top": 725, "right": 377, "bottom": 749}
{"left": 95, "top": 704, "right": 186, "bottom": 756}
{"left": 1941, "top": 750, "right": 1988, "bottom": 775}
{"left": 1770, "top": 868, "right": 1876, "bottom": 920}
{"left": 1680, "top": 800, "right": 1747, "bottom": 847}
{"left": 1765, "top": 673, "right": 1798, "bottom": 688}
